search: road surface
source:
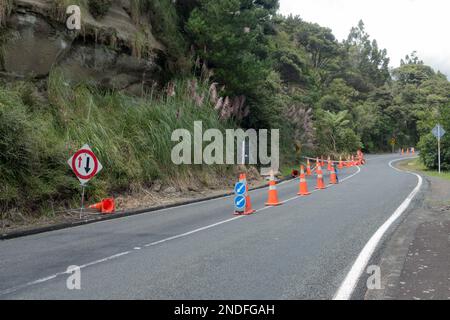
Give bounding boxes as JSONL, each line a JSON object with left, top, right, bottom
{"left": 0, "top": 154, "right": 420, "bottom": 299}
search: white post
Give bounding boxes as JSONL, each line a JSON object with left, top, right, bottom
{"left": 241, "top": 140, "right": 246, "bottom": 165}
{"left": 438, "top": 125, "right": 441, "bottom": 174}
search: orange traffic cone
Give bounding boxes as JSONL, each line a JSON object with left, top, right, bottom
{"left": 406, "top": 148, "right": 410, "bottom": 155}
{"left": 330, "top": 165, "right": 338, "bottom": 184}
{"left": 89, "top": 198, "right": 115, "bottom": 214}
{"left": 298, "top": 165, "right": 310, "bottom": 196}
{"left": 412, "top": 148, "right": 415, "bottom": 155}
{"left": 265, "top": 176, "right": 282, "bottom": 206}
{"left": 327, "top": 157, "right": 332, "bottom": 171}
{"left": 401, "top": 148, "right": 404, "bottom": 155}
{"left": 321, "top": 156, "right": 325, "bottom": 167}
{"left": 315, "top": 165, "right": 326, "bottom": 190}
{"left": 338, "top": 156, "right": 344, "bottom": 169}
{"left": 243, "top": 194, "right": 255, "bottom": 215}
{"left": 346, "top": 157, "right": 351, "bottom": 168}
{"left": 306, "top": 159, "right": 312, "bottom": 176}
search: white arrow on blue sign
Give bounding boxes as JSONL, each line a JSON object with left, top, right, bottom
{"left": 234, "top": 182, "right": 246, "bottom": 196}
{"left": 432, "top": 124, "right": 445, "bottom": 139}
{"left": 234, "top": 195, "right": 246, "bottom": 210}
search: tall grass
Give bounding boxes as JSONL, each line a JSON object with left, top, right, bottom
{"left": 0, "top": 71, "right": 234, "bottom": 217}
{"left": 0, "top": 0, "right": 12, "bottom": 26}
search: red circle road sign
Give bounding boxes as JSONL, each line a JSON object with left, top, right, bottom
{"left": 71, "top": 148, "right": 99, "bottom": 180}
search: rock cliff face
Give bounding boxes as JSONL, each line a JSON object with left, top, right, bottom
{"left": 0, "top": 0, "right": 167, "bottom": 93}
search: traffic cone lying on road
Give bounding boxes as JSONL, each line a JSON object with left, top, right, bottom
{"left": 315, "top": 165, "right": 326, "bottom": 190}
{"left": 265, "top": 173, "right": 282, "bottom": 206}
{"left": 297, "top": 165, "right": 311, "bottom": 196}
{"left": 89, "top": 198, "right": 115, "bottom": 214}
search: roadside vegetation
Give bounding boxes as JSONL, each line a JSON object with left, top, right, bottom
{"left": 0, "top": 70, "right": 235, "bottom": 218}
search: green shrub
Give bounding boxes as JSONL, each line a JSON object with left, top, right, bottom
{"left": 418, "top": 133, "right": 450, "bottom": 171}
{"left": 88, "top": 0, "right": 112, "bottom": 18}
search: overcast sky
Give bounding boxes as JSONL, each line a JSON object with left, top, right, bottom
{"left": 278, "top": 0, "right": 450, "bottom": 78}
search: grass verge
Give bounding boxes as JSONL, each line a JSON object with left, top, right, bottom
{"left": 397, "top": 158, "right": 450, "bottom": 181}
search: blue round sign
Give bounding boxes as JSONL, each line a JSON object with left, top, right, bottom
{"left": 234, "top": 195, "right": 246, "bottom": 210}
{"left": 234, "top": 182, "right": 246, "bottom": 196}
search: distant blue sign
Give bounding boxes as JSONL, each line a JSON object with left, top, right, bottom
{"left": 234, "top": 195, "right": 246, "bottom": 210}
{"left": 432, "top": 124, "right": 446, "bottom": 139}
{"left": 234, "top": 182, "right": 246, "bottom": 196}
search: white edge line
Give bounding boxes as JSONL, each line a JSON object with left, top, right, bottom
{"left": 1, "top": 165, "right": 362, "bottom": 297}
{"left": 333, "top": 156, "right": 422, "bottom": 300}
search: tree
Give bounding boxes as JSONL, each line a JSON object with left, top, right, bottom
{"left": 187, "top": 0, "right": 278, "bottom": 96}
{"left": 317, "top": 110, "right": 358, "bottom": 153}
{"left": 343, "top": 20, "right": 390, "bottom": 91}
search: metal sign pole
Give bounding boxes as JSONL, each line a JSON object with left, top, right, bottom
{"left": 80, "top": 184, "right": 86, "bottom": 219}
{"left": 438, "top": 126, "right": 441, "bottom": 174}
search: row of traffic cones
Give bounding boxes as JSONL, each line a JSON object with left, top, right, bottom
{"left": 302, "top": 154, "right": 363, "bottom": 176}
{"left": 266, "top": 162, "right": 338, "bottom": 206}
{"left": 240, "top": 158, "right": 342, "bottom": 215}
{"left": 401, "top": 148, "right": 415, "bottom": 155}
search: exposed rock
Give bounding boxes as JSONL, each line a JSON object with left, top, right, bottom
{"left": 0, "top": 0, "right": 166, "bottom": 91}
{"left": 188, "top": 184, "right": 200, "bottom": 192}
{"left": 151, "top": 181, "right": 162, "bottom": 192}
{"left": 163, "top": 186, "right": 177, "bottom": 194}
{"left": 2, "top": 11, "right": 74, "bottom": 77}
{"left": 58, "top": 42, "right": 161, "bottom": 91}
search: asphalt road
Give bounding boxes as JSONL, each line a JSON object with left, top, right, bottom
{"left": 0, "top": 154, "right": 420, "bottom": 299}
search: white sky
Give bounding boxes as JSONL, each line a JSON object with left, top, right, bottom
{"left": 279, "top": 0, "right": 450, "bottom": 78}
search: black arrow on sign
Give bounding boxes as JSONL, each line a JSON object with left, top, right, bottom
{"left": 84, "top": 156, "right": 91, "bottom": 173}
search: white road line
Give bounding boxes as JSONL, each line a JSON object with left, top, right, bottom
{"left": 144, "top": 216, "right": 244, "bottom": 247}
{"left": 333, "top": 156, "right": 422, "bottom": 300}
{"left": 341, "top": 166, "right": 361, "bottom": 182}
{"left": 0, "top": 251, "right": 131, "bottom": 296}
{"left": 1, "top": 166, "right": 363, "bottom": 297}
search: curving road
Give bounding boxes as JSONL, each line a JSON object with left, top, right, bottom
{"left": 0, "top": 154, "right": 421, "bottom": 299}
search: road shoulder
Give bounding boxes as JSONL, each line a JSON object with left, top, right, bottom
{"left": 365, "top": 164, "right": 450, "bottom": 300}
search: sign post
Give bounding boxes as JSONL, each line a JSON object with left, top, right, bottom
{"left": 68, "top": 144, "right": 103, "bottom": 218}
{"left": 390, "top": 137, "right": 396, "bottom": 154}
{"left": 432, "top": 124, "right": 446, "bottom": 174}
{"left": 234, "top": 181, "right": 246, "bottom": 213}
